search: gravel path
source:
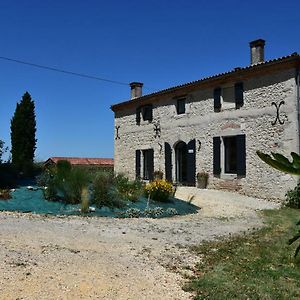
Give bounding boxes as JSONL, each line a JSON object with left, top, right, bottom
{"left": 0, "top": 188, "right": 280, "bottom": 299}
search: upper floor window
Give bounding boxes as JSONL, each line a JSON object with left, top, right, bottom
{"left": 214, "top": 82, "right": 244, "bottom": 112}
{"left": 176, "top": 98, "right": 186, "bottom": 114}
{"left": 136, "top": 104, "right": 153, "bottom": 124}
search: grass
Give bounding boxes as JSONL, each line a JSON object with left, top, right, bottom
{"left": 184, "top": 208, "right": 300, "bottom": 299}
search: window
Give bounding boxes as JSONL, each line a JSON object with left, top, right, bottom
{"left": 142, "top": 149, "right": 154, "bottom": 180}
{"left": 222, "top": 87, "right": 235, "bottom": 104}
{"left": 213, "top": 134, "right": 246, "bottom": 176}
{"left": 176, "top": 98, "right": 186, "bottom": 114}
{"left": 136, "top": 105, "right": 153, "bottom": 124}
{"left": 223, "top": 136, "right": 237, "bottom": 173}
{"left": 214, "top": 82, "right": 244, "bottom": 111}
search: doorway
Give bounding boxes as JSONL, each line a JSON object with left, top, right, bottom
{"left": 175, "top": 141, "right": 188, "bottom": 183}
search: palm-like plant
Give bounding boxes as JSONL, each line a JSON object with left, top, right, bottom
{"left": 256, "top": 151, "right": 300, "bottom": 175}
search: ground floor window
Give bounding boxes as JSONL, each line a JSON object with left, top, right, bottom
{"left": 224, "top": 136, "right": 237, "bottom": 173}
{"left": 142, "top": 149, "right": 154, "bottom": 180}
{"left": 213, "top": 134, "right": 246, "bottom": 176}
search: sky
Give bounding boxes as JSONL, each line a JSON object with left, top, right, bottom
{"left": 0, "top": 0, "right": 299, "bottom": 161}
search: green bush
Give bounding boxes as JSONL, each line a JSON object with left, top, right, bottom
{"left": 92, "top": 172, "right": 143, "bottom": 209}
{"left": 285, "top": 182, "right": 300, "bottom": 209}
{"left": 43, "top": 161, "right": 90, "bottom": 204}
{"left": 92, "top": 171, "right": 124, "bottom": 209}
{"left": 114, "top": 174, "right": 143, "bottom": 202}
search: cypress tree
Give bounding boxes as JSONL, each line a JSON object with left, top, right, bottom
{"left": 10, "top": 92, "right": 37, "bottom": 174}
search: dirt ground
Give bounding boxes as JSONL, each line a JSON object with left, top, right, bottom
{"left": 0, "top": 188, "right": 279, "bottom": 300}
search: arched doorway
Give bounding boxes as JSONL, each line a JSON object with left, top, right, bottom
{"left": 175, "top": 141, "right": 188, "bottom": 183}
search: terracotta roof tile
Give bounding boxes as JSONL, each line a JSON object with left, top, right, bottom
{"left": 45, "top": 157, "right": 114, "bottom": 166}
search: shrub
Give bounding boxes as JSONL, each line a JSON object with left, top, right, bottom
{"left": 285, "top": 183, "right": 300, "bottom": 209}
{"left": 114, "top": 174, "right": 144, "bottom": 202}
{"left": 145, "top": 179, "right": 173, "bottom": 202}
{"left": 43, "top": 162, "right": 90, "bottom": 204}
{"left": 92, "top": 171, "right": 125, "bottom": 209}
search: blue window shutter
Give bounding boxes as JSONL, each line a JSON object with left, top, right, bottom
{"left": 135, "top": 150, "right": 141, "bottom": 179}
{"left": 187, "top": 139, "right": 196, "bottom": 186}
{"left": 136, "top": 107, "right": 141, "bottom": 124}
{"left": 236, "top": 134, "right": 246, "bottom": 176}
{"left": 165, "top": 142, "right": 172, "bottom": 182}
{"left": 214, "top": 88, "right": 221, "bottom": 111}
{"left": 213, "top": 137, "right": 221, "bottom": 175}
{"left": 148, "top": 149, "right": 154, "bottom": 180}
{"left": 235, "top": 82, "right": 244, "bottom": 108}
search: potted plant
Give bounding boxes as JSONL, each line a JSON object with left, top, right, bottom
{"left": 197, "top": 172, "right": 209, "bottom": 189}
{"left": 153, "top": 170, "right": 163, "bottom": 180}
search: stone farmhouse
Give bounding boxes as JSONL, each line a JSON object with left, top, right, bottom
{"left": 111, "top": 39, "right": 300, "bottom": 201}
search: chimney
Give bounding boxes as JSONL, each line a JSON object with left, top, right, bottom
{"left": 130, "top": 82, "right": 143, "bottom": 99}
{"left": 250, "top": 39, "right": 265, "bottom": 65}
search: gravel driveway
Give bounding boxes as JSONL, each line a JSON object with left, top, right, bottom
{"left": 0, "top": 188, "right": 279, "bottom": 300}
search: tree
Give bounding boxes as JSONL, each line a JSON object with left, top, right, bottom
{"left": 10, "top": 92, "right": 37, "bottom": 174}
{"left": 0, "top": 140, "right": 8, "bottom": 164}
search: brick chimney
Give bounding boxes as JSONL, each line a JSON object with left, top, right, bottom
{"left": 130, "top": 82, "right": 143, "bottom": 99}
{"left": 250, "top": 39, "right": 265, "bottom": 65}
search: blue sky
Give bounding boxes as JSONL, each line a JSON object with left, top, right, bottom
{"left": 0, "top": 0, "right": 299, "bottom": 161}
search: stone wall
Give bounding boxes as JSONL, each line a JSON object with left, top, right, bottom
{"left": 114, "top": 68, "right": 299, "bottom": 201}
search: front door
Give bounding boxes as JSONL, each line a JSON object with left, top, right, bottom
{"left": 175, "top": 141, "right": 188, "bottom": 183}
{"left": 175, "top": 139, "right": 196, "bottom": 185}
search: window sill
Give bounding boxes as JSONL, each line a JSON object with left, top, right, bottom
{"left": 220, "top": 173, "right": 237, "bottom": 180}
{"left": 174, "top": 113, "right": 187, "bottom": 119}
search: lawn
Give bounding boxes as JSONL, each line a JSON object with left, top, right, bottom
{"left": 184, "top": 208, "right": 300, "bottom": 300}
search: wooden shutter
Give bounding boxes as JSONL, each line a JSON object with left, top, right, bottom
{"left": 236, "top": 134, "right": 246, "bottom": 176}
{"left": 187, "top": 139, "right": 196, "bottom": 186}
{"left": 235, "top": 82, "right": 244, "bottom": 108}
{"left": 165, "top": 142, "right": 172, "bottom": 182}
{"left": 135, "top": 150, "right": 141, "bottom": 179}
{"left": 213, "top": 137, "right": 221, "bottom": 175}
{"left": 136, "top": 107, "right": 141, "bottom": 124}
{"left": 148, "top": 149, "right": 154, "bottom": 180}
{"left": 214, "top": 88, "right": 221, "bottom": 111}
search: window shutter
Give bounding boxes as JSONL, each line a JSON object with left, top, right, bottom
{"left": 165, "top": 142, "right": 172, "bottom": 182}
{"left": 187, "top": 139, "right": 196, "bottom": 186}
{"left": 236, "top": 134, "right": 246, "bottom": 176}
{"left": 214, "top": 88, "right": 221, "bottom": 111}
{"left": 148, "top": 149, "right": 154, "bottom": 180}
{"left": 135, "top": 150, "right": 141, "bottom": 179}
{"left": 148, "top": 104, "right": 153, "bottom": 121}
{"left": 213, "top": 137, "right": 221, "bottom": 175}
{"left": 136, "top": 107, "right": 141, "bottom": 124}
{"left": 235, "top": 82, "right": 244, "bottom": 108}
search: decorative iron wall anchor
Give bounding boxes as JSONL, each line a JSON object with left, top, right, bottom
{"left": 271, "top": 101, "right": 285, "bottom": 125}
{"left": 153, "top": 123, "right": 161, "bottom": 138}
{"left": 197, "top": 140, "right": 202, "bottom": 151}
{"left": 115, "top": 125, "right": 120, "bottom": 140}
{"left": 158, "top": 142, "right": 163, "bottom": 154}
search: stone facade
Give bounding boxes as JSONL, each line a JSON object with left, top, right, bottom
{"left": 112, "top": 47, "right": 300, "bottom": 201}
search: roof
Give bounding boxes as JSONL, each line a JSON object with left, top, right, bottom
{"left": 45, "top": 157, "right": 114, "bottom": 166}
{"left": 111, "top": 52, "right": 300, "bottom": 112}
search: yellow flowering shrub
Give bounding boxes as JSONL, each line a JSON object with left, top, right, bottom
{"left": 144, "top": 179, "right": 174, "bottom": 202}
